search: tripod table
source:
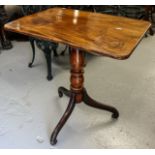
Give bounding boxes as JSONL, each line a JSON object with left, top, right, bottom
{"left": 4, "top": 8, "right": 151, "bottom": 145}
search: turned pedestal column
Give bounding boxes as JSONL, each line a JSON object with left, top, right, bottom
{"left": 50, "top": 48, "right": 119, "bottom": 145}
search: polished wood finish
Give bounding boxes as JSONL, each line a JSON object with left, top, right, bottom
{"left": 50, "top": 48, "right": 119, "bottom": 145}
{"left": 4, "top": 8, "right": 150, "bottom": 145}
{"left": 70, "top": 48, "right": 84, "bottom": 103}
{"left": 51, "top": 90, "right": 76, "bottom": 145}
{"left": 5, "top": 8, "right": 150, "bottom": 59}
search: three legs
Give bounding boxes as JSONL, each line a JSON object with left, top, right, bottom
{"left": 50, "top": 87, "right": 119, "bottom": 145}
{"left": 50, "top": 48, "right": 119, "bottom": 145}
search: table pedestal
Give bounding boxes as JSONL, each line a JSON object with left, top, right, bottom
{"left": 50, "top": 48, "right": 119, "bottom": 145}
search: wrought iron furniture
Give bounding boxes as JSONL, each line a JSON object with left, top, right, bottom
{"left": 143, "top": 5, "right": 154, "bottom": 35}
{"left": 93, "top": 5, "right": 154, "bottom": 36}
{"left": 21, "top": 5, "right": 93, "bottom": 79}
{"left": 21, "top": 6, "right": 59, "bottom": 80}
{"left": 0, "top": 5, "right": 12, "bottom": 51}
{"left": 119, "top": 5, "right": 154, "bottom": 36}
{"left": 5, "top": 8, "right": 151, "bottom": 145}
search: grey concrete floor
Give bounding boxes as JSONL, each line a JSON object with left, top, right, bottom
{"left": 0, "top": 36, "right": 155, "bottom": 148}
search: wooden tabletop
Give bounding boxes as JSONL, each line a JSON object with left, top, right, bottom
{"left": 4, "top": 8, "right": 151, "bottom": 59}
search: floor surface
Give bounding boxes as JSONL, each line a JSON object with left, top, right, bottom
{"left": 0, "top": 36, "right": 155, "bottom": 148}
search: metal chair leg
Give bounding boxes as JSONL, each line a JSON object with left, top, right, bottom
{"left": 0, "top": 27, "right": 12, "bottom": 50}
{"left": 60, "top": 45, "right": 68, "bottom": 56}
{"left": 53, "top": 47, "right": 58, "bottom": 57}
{"left": 28, "top": 38, "right": 35, "bottom": 67}
{"left": 43, "top": 48, "right": 53, "bottom": 81}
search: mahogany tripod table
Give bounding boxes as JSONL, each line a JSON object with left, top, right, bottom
{"left": 4, "top": 8, "right": 151, "bottom": 145}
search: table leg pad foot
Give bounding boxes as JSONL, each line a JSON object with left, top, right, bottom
{"left": 28, "top": 63, "right": 33, "bottom": 68}
{"left": 58, "top": 87, "right": 71, "bottom": 98}
{"left": 112, "top": 112, "right": 119, "bottom": 119}
{"left": 50, "top": 139, "right": 57, "bottom": 145}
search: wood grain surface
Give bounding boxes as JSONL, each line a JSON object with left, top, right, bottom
{"left": 4, "top": 7, "right": 151, "bottom": 59}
